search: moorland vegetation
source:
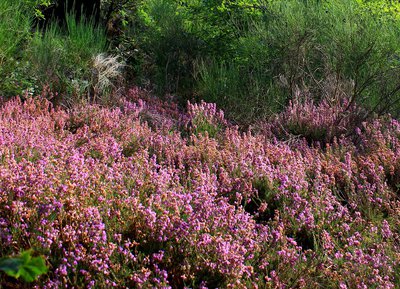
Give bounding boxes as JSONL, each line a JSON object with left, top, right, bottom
{"left": 0, "top": 0, "right": 399, "bottom": 288}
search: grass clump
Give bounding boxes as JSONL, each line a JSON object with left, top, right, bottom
{"left": 0, "top": 1, "right": 114, "bottom": 104}
{"left": 26, "top": 12, "right": 108, "bottom": 103}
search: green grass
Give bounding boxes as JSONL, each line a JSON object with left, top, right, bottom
{"left": 26, "top": 12, "right": 108, "bottom": 102}
{"left": 0, "top": 0, "right": 32, "bottom": 96}
{"left": 0, "top": 1, "right": 108, "bottom": 101}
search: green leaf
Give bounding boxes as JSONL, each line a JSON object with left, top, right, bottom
{"left": 0, "top": 257, "right": 25, "bottom": 278}
{"left": 0, "top": 250, "right": 48, "bottom": 282}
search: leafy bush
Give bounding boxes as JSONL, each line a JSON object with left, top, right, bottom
{"left": 198, "top": 0, "right": 400, "bottom": 122}
{"left": 131, "top": 0, "right": 260, "bottom": 98}
{"left": 131, "top": 0, "right": 202, "bottom": 96}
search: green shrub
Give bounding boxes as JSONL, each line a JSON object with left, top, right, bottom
{"left": 132, "top": 0, "right": 201, "bottom": 96}
{"left": 130, "top": 0, "right": 400, "bottom": 123}
{"left": 0, "top": 0, "right": 33, "bottom": 63}
{"left": 196, "top": 59, "right": 278, "bottom": 124}
{"left": 197, "top": 0, "right": 400, "bottom": 122}
{"left": 131, "top": 0, "right": 260, "bottom": 99}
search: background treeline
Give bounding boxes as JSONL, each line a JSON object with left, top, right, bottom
{"left": 1, "top": 0, "right": 400, "bottom": 123}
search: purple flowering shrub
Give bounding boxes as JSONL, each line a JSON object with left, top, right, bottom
{"left": 0, "top": 90, "right": 399, "bottom": 288}
{"left": 266, "top": 91, "right": 364, "bottom": 144}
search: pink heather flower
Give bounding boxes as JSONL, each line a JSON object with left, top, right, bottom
{"left": 335, "top": 251, "right": 343, "bottom": 259}
{"left": 88, "top": 280, "right": 95, "bottom": 288}
{"left": 322, "top": 230, "right": 334, "bottom": 251}
{"left": 381, "top": 220, "right": 393, "bottom": 239}
{"left": 56, "top": 265, "right": 68, "bottom": 276}
{"left": 356, "top": 283, "right": 368, "bottom": 289}
{"left": 152, "top": 251, "right": 165, "bottom": 262}
{"left": 258, "top": 202, "right": 268, "bottom": 212}
{"left": 198, "top": 281, "right": 209, "bottom": 289}
{"left": 271, "top": 229, "right": 281, "bottom": 242}
{"left": 1, "top": 95, "right": 399, "bottom": 288}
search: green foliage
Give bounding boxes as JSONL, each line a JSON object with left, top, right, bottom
{"left": 113, "top": 0, "right": 400, "bottom": 123}
{"left": 0, "top": 0, "right": 109, "bottom": 101}
{"left": 179, "top": 0, "right": 261, "bottom": 58}
{"left": 3, "top": 0, "right": 400, "bottom": 122}
{"left": 356, "top": 0, "right": 400, "bottom": 19}
{"left": 197, "top": 0, "right": 400, "bottom": 121}
{"left": 0, "top": 0, "right": 51, "bottom": 65}
{"left": 23, "top": 0, "right": 53, "bottom": 18}
{"left": 0, "top": 1, "right": 29, "bottom": 61}
{"left": 132, "top": 0, "right": 200, "bottom": 95}
{"left": 191, "top": 115, "right": 221, "bottom": 138}
{"left": 26, "top": 12, "right": 108, "bottom": 101}
{"left": 196, "top": 58, "right": 277, "bottom": 124}
{"left": 0, "top": 250, "right": 48, "bottom": 282}
{"left": 0, "top": 0, "right": 33, "bottom": 96}
{"left": 131, "top": 0, "right": 261, "bottom": 97}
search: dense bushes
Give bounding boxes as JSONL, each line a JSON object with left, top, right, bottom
{"left": 0, "top": 0, "right": 33, "bottom": 96}
{"left": 131, "top": 0, "right": 261, "bottom": 101}
{"left": 2, "top": 0, "right": 400, "bottom": 123}
{"left": 128, "top": 0, "right": 400, "bottom": 122}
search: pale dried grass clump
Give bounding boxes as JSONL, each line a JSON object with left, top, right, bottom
{"left": 91, "top": 53, "right": 125, "bottom": 102}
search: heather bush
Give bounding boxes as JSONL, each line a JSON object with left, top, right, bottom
{"left": 2, "top": 2, "right": 400, "bottom": 288}
{"left": 265, "top": 87, "right": 365, "bottom": 144}
{"left": 185, "top": 101, "right": 228, "bottom": 138}
{"left": 0, "top": 93, "right": 398, "bottom": 288}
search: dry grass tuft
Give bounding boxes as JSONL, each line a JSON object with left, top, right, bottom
{"left": 91, "top": 53, "right": 125, "bottom": 102}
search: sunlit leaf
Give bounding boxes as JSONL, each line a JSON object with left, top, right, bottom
{"left": 0, "top": 250, "right": 48, "bottom": 282}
